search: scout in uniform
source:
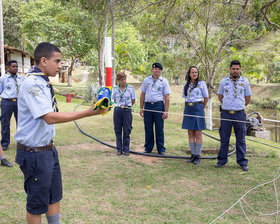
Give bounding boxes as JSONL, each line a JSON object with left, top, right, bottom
{"left": 0, "top": 60, "right": 25, "bottom": 150}
{"left": 112, "top": 72, "right": 136, "bottom": 156}
{"left": 14, "top": 42, "right": 107, "bottom": 224}
{"left": 215, "top": 60, "right": 251, "bottom": 171}
{"left": 140, "top": 62, "right": 171, "bottom": 155}
{"left": 182, "top": 66, "right": 208, "bottom": 165}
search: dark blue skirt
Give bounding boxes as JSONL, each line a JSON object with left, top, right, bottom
{"left": 182, "top": 103, "right": 206, "bottom": 130}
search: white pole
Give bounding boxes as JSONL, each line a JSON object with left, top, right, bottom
{"left": 104, "top": 37, "right": 112, "bottom": 88}
{"left": 0, "top": 0, "right": 5, "bottom": 75}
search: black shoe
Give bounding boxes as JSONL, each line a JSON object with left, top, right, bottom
{"left": 2, "top": 146, "right": 8, "bottom": 151}
{"left": 124, "top": 152, "right": 130, "bottom": 156}
{"left": 215, "top": 163, "right": 226, "bottom": 168}
{"left": 187, "top": 155, "right": 196, "bottom": 164}
{"left": 193, "top": 155, "right": 201, "bottom": 165}
{"left": 240, "top": 165, "right": 249, "bottom": 171}
{"left": 1, "top": 158, "right": 13, "bottom": 167}
{"left": 117, "top": 151, "right": 122, "bottom": 156}
{"left": 158, "top": 152, "right": 165, "bottom": 155}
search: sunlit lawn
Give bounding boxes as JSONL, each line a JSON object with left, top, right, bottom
{"left": 1, "top": 95, "right": 280, "bottom": 223}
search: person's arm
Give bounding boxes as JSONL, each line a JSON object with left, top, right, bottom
{"left": 132, "top": 99, "right": 135, "bottom": 106}
{"left": 140, "top": 91, "right": 145, "bottom": 117}
{"left": 42, "top": 107, "right": 107, "bottom": 124}
{"left": 203, "top": 97, "right": 208, "bottom": 108}
{"left": 162, "top": 94, "right": 170, "bottom": 120}
{"left": 245, "top": 95, "right": 251, "bottom": 106}
{"left": 218, "top": 94, "right": 223, "bottom": 104}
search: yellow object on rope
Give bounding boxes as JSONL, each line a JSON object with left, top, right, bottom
{"left": 92, "top": 87, "right": 113, "bottom": 115}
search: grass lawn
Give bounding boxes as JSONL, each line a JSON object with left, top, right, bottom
{"left": 1, "top": 94, "right": 280, "bottom": 223}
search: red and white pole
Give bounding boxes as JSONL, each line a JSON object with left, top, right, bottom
{"left": 104, "top": 37, "right": 112, "bottom": 90}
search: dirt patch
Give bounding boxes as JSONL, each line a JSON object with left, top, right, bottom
{"left": 57, "top": 143, "right": 163, "bottom": 166}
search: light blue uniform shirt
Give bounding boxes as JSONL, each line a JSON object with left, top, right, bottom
{"left": 140, "top": 75, "right": 171, "bottom": 102}
{"left": 182, "top": 80, "right": 208, "bottom": 102}
{"left": 14, "top": 75, "right": 55, "bottom": 147}
{"left": 0, "top": 72, "right": 25, "bottom": 99}
{"left": 112, "top": 85, "right": 136, "bottom": 106}
{"left": 217, "top": 75, "right": 251, "bottom": 111}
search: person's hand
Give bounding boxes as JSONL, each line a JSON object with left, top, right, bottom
{"left": 140, "top": 109, "right": 144, "bottom": 117}
{"left": 162, "top": 111, "right": 168, "bottom": 120}
{"left": 88, "top": 105, "right": 108, "bottom": 116}
{"left": 94, "top": 108, "right": 108, "bottom": 115}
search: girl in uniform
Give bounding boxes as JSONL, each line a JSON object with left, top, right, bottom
{"left": 112, "top": 72, "right": 136, "bottom": 156}
{"left": 182, "top": 66, "right": 208, "bottom": 165}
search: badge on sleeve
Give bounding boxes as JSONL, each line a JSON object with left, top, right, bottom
{"left": 28, "top": 87, "right": 41, "bottom": 97}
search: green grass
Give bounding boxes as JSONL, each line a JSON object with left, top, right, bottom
{"left": 1, "top": 95, "right": 280, "bottom": 223}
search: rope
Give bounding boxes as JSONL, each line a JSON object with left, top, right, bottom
{"left": 210, "top": 167, "right": 280, "bottom": 223}
{"left": 112, "top": 103, "right": 280, "bottom": 129}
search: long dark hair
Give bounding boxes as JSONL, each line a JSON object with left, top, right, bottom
{"left": 184, "top": 66, "right": 200, "bottom": 97}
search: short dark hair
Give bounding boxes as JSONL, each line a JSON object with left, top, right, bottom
{"left": 230, "top": 60, "right": 241, "bottom": 68}
{"left": 34, "top": 42, "right": 61, "bottom": 65}
{"left": 7, "top": 60, "right": 17, "bottom": 66}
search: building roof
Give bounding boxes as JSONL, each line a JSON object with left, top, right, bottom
{"left": 4, "top": 45, "right": 31, "bottom": 57}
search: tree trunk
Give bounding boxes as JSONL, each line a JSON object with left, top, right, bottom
{"left": 67, "top": 57, "right": 76, "bottom": 87}
{"left": 206, "top": 72, "right": 215, "bottom": 130}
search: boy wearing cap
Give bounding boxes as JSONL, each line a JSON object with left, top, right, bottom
{"left": 140, "top": 62, "right": 171, "bottom": 155}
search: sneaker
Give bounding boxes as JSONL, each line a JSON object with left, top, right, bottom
{"left": 215, "top": 163, "right": 226, "bottom": 168}
{"left": 124, "top": 152, "right": 130, "bottom": 156}
{"left": 240, "top": 165, "right": 249, "bottom": 171}
{"left": 2, "top": 146, "right": 8, "bottom": 151}
{"left": 117, "top": 151, "right": 122, "bottom": 156}
{"left": 1, "top": 158, "right": 13, "bottom": 167}
{"left": 158, "top": 152, "right": 165, "bottom": 155}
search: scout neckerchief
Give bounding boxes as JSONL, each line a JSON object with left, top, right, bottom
{"left": 229, "top": 75, "right": 240, "bottom": 98}
{"left": 27, "top": 66, "right": 59, "bottom": 112}
{"left": 118, "top": 84, "right": 128, "bottom": 103}
{"left": 8, "top": 72, "right": 19, "bottom": 94}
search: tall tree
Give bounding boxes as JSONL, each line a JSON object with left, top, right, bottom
{"left": 20, "top": 0, "right": 97, "bottom": 86}
{"left": 3, "top": 0, "right": 22, "bottom": 48}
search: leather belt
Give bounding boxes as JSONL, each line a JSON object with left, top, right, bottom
{"left": 185, "top": 101, "right": 203, "bottom": 106}
{"left": 221, "top": 108, "right": 244, "bottom": 114}
{"left": 115, "top": 105, "right": 131, "bottom": 109}
{"left": 3, "top": 98, "right": 17, "bottom": 102}
{"left": 146, "top": 101, "right": 163, "bottom": 105}
{"left": 17, "top": 141, "right": 54, "bottom": 152}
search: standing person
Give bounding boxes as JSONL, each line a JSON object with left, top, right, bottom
{"left": 182, "top": 66, "right": 208, "bottom": 165}
{"left": 215, "top": 60, "right": 251, "bottom": 171}
{"left": 0, "top": 60, "right": 25, "bottom": 150}
{"left": 112, "top": 72, "right": 136, "bottom": 156}
{"left": 0, "top": 146, "right": 13, "bottom": 167}
{"left": 140, "top": 62, "right": 171, "bottom": 155}
{"left": 14, "top": 42, "right": 107, "bottom": 224}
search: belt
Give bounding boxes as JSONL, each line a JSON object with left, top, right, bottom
{"left": 146, "top": 101, "right": 163, "bottom": 105}
{"left": 185, "top": 101, "right": 203, "bottom": 106}
{"left": 221, "top": 108, "right": 244, "bottom": 114}
{"left": 115, "top": 106, "right": 131, "bottom": 109}
{"left": 3, "top": 98, "right": 17, "bottom": 102}
{"left": 17, "top": 141, "right": 54, "bottom": 152}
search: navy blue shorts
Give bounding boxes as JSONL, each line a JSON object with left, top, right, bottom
{"left": 15, "top": 146, "right": 63, "bottom": 214}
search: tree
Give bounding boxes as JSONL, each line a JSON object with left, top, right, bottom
{"left": 20, "top": 0, "right": 97, "bottom": 86}
{"left": 3, "top": 0, "right": 22, "bottom": 48}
